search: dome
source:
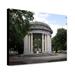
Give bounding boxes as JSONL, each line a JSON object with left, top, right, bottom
{"left": 30, "top": 21, "right": 53, "bottom": 34}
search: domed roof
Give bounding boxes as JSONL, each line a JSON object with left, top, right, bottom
{"left": 30, "top": 21, "right": 53, "bottom": 34}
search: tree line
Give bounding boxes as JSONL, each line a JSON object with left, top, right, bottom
{"left": 52, "top": 28, "right": 67, "bottom": 53}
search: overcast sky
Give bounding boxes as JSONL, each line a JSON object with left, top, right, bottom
{"left": 33, "top": 12, "right": 67, "bottom": 37}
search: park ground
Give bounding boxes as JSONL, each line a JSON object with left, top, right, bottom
{"left": 8, "top": 53, "right": 67, "bottom": 65}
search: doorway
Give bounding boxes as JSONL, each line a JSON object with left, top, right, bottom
{"left": 33, "top": 33, "right": 42, "bottom": 54}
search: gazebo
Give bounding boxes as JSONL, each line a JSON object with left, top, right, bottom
{"left": 24, "top": 21, "right": 53, "bottom": 55}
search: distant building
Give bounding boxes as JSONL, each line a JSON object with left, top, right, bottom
{"left": 24, "top": 21, "right": 53, "bottom": 55}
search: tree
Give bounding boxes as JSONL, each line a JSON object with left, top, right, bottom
{"left": 52, "top": 28, "right": 67, "bottom": 53}
{"left": 8, "top": 9, "right": 34, "bottom": 54}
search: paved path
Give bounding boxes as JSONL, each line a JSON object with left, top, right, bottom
{"left": 8, "top": 53, "right": 67, "bottom": 65}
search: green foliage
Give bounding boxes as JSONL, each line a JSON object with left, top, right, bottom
{"left": 52, "top": 28, "right": 67, "bottom": 52}
{"left": 8, "top": 9, "right": 34, "bottom": 54}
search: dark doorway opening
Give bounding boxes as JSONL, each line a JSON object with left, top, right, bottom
{"left": 33, "top": 33, "right": 42, "bottom": 54}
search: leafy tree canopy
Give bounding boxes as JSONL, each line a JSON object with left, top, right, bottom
{"left": 8, "top": 9, "right": 34, "bottom": 54}
{"left": 52, "top": 28, "right": 67, "bottom": 52}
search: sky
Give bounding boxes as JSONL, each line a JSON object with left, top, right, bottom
{"left": 33, "top": 12, "right": 67, "bottom": 37}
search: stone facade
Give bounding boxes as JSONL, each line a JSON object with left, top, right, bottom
{"left": 24, "top": 21, "right": 53, "bottom": 55}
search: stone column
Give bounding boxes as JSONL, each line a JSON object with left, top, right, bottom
{"left": 28, "top": 34, "right": 30, "bottom": 53}
{"left": 31, "top": 33, "right": 33, "bottom": 54}
{"left": 42, "top": 34, "right": 44, "bottom": 53}
{"left": 47, "top": 34, "right": 51, "bottom": 53}
{"left": 46, "top": 34, "right": 48, "bottom": 53}
{"left": 24, "top": 35, "right": 29, "bottom": 55}
{"left": 45, "top": 34, "right": 47, "bottom": 53}
{"left": 49, "top": 35, "right": 52, "bottom": 53}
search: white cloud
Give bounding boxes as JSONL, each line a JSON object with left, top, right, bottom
{"left": 50, "top": 24, "right": 67, "bottom": 37}
{"left": 33, "top": 12, "right": 49, "bottom": 24}
{"left": 33, "top": 12, "right": 67, "bottom": 38}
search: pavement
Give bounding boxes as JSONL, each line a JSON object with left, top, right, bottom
{"left": 8, "top": 53, "right": 67, "bottom": 65}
